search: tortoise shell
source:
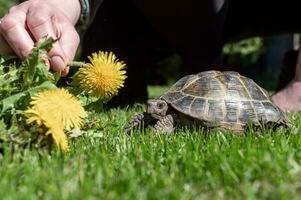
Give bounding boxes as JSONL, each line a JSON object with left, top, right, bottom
{"left": 160, "top": 70, "right": 288, "bottom": 129}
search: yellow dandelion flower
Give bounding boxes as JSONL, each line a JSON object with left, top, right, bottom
{"left": 24, "top": 88, "right": 86, "bottom": 151}
{"left": 26, "top": 88, "right": 86, "bottom": 130}
{"left": 45, "top": 120, "right": 69, "bottom": 152}
{"left": 74, "top": 51, "right": 127, "bottom": 101}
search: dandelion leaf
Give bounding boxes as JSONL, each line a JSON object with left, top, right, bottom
{"left": 0, "top": 81, "right": 56, "bottom": 114}
{"left": 22, "top": 36, "right": 57, "bottom": 88}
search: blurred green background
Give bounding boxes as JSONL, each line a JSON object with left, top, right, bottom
{"left": 0, "top": 0, "right": 15, "bottom": 16}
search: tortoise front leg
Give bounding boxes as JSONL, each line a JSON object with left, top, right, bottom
{"left": 153, "top": 114, "right": 175, "bottom": 134}
{"left": 124, "top": 112, "right": 151, "bottom": 134}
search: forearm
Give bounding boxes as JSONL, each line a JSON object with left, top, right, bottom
{"left": 77, "top": 0, "right": 103, "bottom": 31}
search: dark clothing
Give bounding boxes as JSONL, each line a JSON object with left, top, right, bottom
{"left": 77, "top": 0, "right": 102, "bottom": 31}
{"left": 81, "top": 0, "right": 301, "bottom": 105}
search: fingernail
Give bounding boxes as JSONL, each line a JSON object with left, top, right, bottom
{"left": 51, "top": 55, "right": 65, "bottom": 74}
{"left": 61, "top": 66, "right": 70, "bottom": 77}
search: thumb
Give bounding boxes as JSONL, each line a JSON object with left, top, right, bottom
{"left": 49, "top": 21, "right": 80, "bottom": 76}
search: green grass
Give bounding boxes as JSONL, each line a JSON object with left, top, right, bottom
{"left": 1, "top": 88, "right": 301, "bottom": 200}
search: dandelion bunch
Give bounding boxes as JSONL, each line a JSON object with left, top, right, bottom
{"left": 71, "top": 51, "right": 127, "bottom": 101}
{"left": 24, "top": 88, "right": 86, "bottom": 151}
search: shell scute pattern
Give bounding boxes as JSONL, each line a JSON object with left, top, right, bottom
{"left": 262, "top": 102, "right": 284, "bottom": 121}
{"left": 162, "top": 91, "right": 185, "bottom": 103}
{"left": 161, "top": 70, "right": 288, "bottom": 128}
{"left": 238, "top": 101, "right": 257, "bottom": 123}
{"left": 182, "top": 77, "right": 224, "bottom": 99}
{"left": 226, "top": 75, "right": 251, "bottom": 100}
{"left": 207, "top": 100, "right": 225, "bottom": 122}
{"left": 172, "top": 95, "right": 195, "bottom": 114}
{"left": 225, "top": 101, "right": 239, "bottom": 123}
{"left": 167, "top": 74, "right": 195, "bottom": 92}
{"left": 252, "top": 101, "right": 267, "bottom": 121}
{"left": 239, "top": 76, "right": 269, "bottom": 100}
{"left": 189, "top": 98, "right": 207, "bottom": 119}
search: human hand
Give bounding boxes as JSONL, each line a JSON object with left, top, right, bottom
{"left": 0, "top": 0, "right": 81, "bottom": 76}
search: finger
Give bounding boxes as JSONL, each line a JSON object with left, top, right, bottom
{"left": 48, "top": 19, "right": 79, "bottom": 74}
{"left": 27, "top": 12, "right": 79, "bottom": 75}
{"left": 26, "top": 7, "right": 67, "bottom": 73}
{"left": 0, "top": 11, "right": 34, "bottom": 59}
{"left": 0, "top": 2, "right": 32, "bottom": 56}
{"left": 57, "top": 22, "right": 80, "bottom": 62}
{"left": 26, "top": 11, "right": 57, "bottom": 42}
{"left": 61, "top": 66, "right": 69, "bottom": 77}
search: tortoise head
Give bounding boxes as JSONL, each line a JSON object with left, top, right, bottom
{"left": 147, "top": 99, "right": 169, "bottom": 120}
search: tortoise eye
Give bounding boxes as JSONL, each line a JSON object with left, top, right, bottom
{"left": 158, "top": 103, "right": 164, "bottom": 109}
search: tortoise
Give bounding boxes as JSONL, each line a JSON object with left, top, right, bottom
{"left": 124, "top": 70, "right": 289, "bottom": 133}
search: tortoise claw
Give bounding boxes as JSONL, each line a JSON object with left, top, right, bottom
{"left": 153, "top": 114, "right": 175, "bottom": 134}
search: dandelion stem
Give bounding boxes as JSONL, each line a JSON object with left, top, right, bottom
{"left": 67, "top": 61, "right": 89, "bottom": 68}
